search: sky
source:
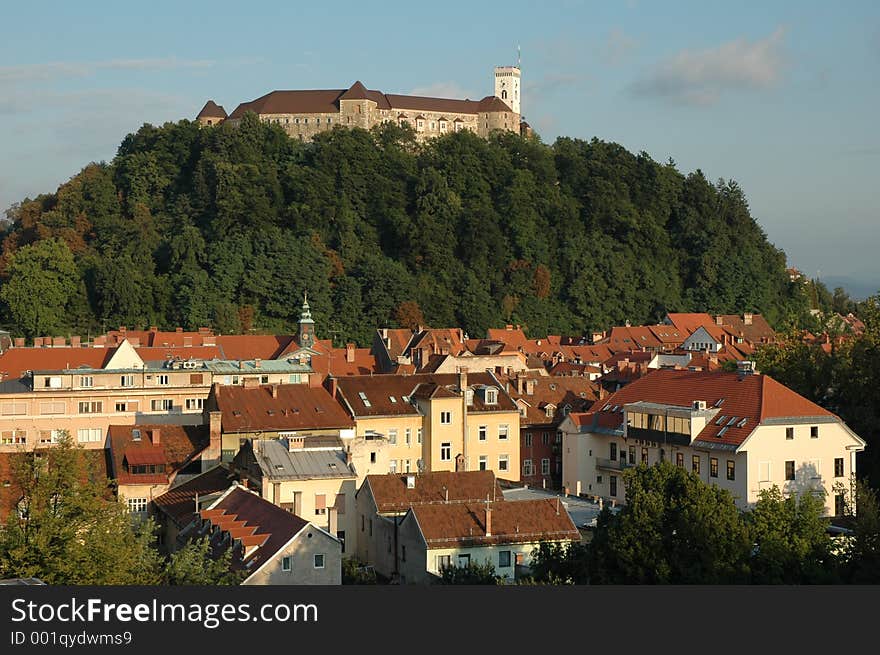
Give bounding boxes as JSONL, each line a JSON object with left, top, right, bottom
{"left": 1, "top": 1, "right": 878, "bottom": 296}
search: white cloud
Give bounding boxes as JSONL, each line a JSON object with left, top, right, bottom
{"left": 629, "top": 27, "right": 787, "bottom": 106}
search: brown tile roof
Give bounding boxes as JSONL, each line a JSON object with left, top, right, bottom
{"left": 309, "top": 347, "right": 378, "bottom": 379}
{"left": 377, "top": 329, "right": 415, "bottom": 361}
{"left": 411, "top": 499, "right": 579, "bottom": 547}
{"left": 203, "top": 487, "right": 312, "bottom": 573}
{"left": 665, "top": 313, "right": 716, "bottom": 334}
{"left": 335, "top": 372, "right": 517, "bottom": 418}
{"left": 385, "top": 93, "right": 480, "bottom": 114}
{"left": 486, "top": 327, "right": 528, "bottom": 350}
{"left": 0, "top": 347, "right": 112, "bottom": 380}
{"left": 228, "top": 89, "right": 348, "bottom": 119}
{"left": 152, "top": 466, "right": 238, "bottom": 527}
{"left": 716, "top": 314, "right": 776, "bottom": 346}
{"left": 108, "top": 424, "right": 209, "bottom": 486}
{"left": 339, "top": 81, "right": 370, "bottom": 101}
{"left": 215, "top": 335, "right": 296, "bottom": 361}
{"left": 364, "top": 470, "right": 504, "bottom": 513}
{"left": 548, "top": 362, "right": 601, "bottom": 377}
{"left": 104, "top": 329, "right": 214, "bottom": 348}
{"left": 477, "top": 95, "right": 514, "bottom": 112}
{"left": 505, "top": 376, "right": 597, "bottom": 427}
{"left": 216, "top": 383, "right": 354, "bottom": 433}
{"left": 584, "top": 369, "right": 835, "bottom": 448}
{"left": 197, "top": 100, "right": 227, "bottom": 119}
{"left": 0, "top": 448, "right": 110, "bottom": 522}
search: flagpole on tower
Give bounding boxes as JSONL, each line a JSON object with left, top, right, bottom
{"left": 517, "top": 44, "right": 521, "bottom": 68}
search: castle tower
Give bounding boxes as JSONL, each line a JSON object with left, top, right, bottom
{"left": 494, "top": 65, "right": 521, "bottom": 115}
{"left": 298, "top": 292, "right": 316, "bottom": 350}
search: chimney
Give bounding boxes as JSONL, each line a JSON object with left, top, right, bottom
{"left": 271, "top": 384, "right": 278, "bottom": 398}
{"left": 743, "top": 313, "right": 753, "bottom": 326}
{"left": 42, "top": 336, "right": 51, "bottom": 348}
{"left": 52, "top": 336, "right": 65, "bottom": 347}
{"left": 176, "top": 327, "right": 184, "bottom": 333}
{"left": 70, "top": 335, "right": 81, "bottom": 348}
{"left": 119, "top": 326, "right": 126, "bottom": 333}
{"left": 254, "top": 358, "right": 261, "bottom": 368}
{"left": 149, "top": 326, "right": 158, "bottom": 332}
{"left": 329, "top": 377, "right": 338, "bottom": 399}
{"left": 205, "top": 408, "right": 222, "bottom": 469}
{"left": 13, "top": 337, "right": 24, "bottom": 348}
{"left": 516, "top": 373, "right": 525, "bottom": 395}
{"left": 715, "top": 315, "right": 724, "bottom": 326}
{"left": 458, "top": 366, "right": 468, "bottom": 393}
{"left": 128, "top": 337, "right": 140, "bottom": 347}
{"left": 151, "top": 428, "right": 161, "bottom": 445}
{"left": 238, "top": 360, "right": 245, "bottom": 370}
{"left": 183, "top": 336, "right": 193, "bottom": 347}
{"left": 345, "top": 343, "right": 355, "bottom": 363}
{"left": 288, "top": 436, "right": 304, "bottom": 450}
{"left": 485, "top": 506, "right": 492, "bottom": 536}
{"left": 345, "top": 449, "right": 352, "bottom": 467}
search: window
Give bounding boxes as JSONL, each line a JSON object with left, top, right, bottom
{"left": 39, "top": 401, "right": 65, "bottom": 415}
{"left": 314, "top": 554, "right": 325, "bottom": 569}
{"left": 370, "top": 452, "right": 376, "bottom": 464}
{"left": 0, "top": 430, "right": 26, "bottom": 445}
{"left": 77, "top": 428, "right": 102, "bottom": 443}
{"left": 78, "top": 401, "right": 102, "bottom": 414}
{"left": 80, "top": 376, "right": 93, "bottom": 388}
{"left": 120, "top": 374, "right": 134, "bottom": 387}
{"left": 610, "top": 443, "right": 617, "bottom": 461}
{"left": 786, "top": 427, "right": 794, "bottom": 440}
{"left": 498, "top": 454, "right": 509, "bottom": 472}
{"left": 39, "top": 429, "right": 62, "bottom": 444}
{"left": 189, "top": 373, "right": 203, "bottom": 385}
{"left": 641, "top": 447, "right": 648, "bottom": 465}
{"left": 388, "top": 429, "right": 397, "bottom": 445}
{"left": 692, "top": 455, "right": 701, "bottom": 475}
{"left": 481, "top": 426, "right": 489, "bottom": 442}
{"left": 157, "top": 374, "right": 169, "bottom": 386}
{"left": 315, "top": 494, "right": 326, "bottom": 516}
{"left": 835, "top": 457, "right": 844, "bottom": 478}
{"left": 597, "top": 475, "right": 603, "bottom": 484}
{"left": 127, "top": 498, "right": 147, "bottom": 514}
{"left": 44, "top": 376, "right": 62, "bottom": 388}
{"left": 726, "top": 460, "right": 736, "bottom": 481}
{"left": 260, "top": 375, "right": 269, "bottom": 384}
{"left": 485, "top": 388, "right": 497, "bottom": 404}
{"left": 417, "top": 428, "right": 423, "bottom": 445}
{"left": 389, "top": 460, "right": 397, "bottom": 474}
{"left": 440, "top": 442, "right": 451, "bottom": 461}
{"left": 543, "top": 432, "right": 550, "bottom": 445}
{"left": 676, "top": 452, "right": 684, "bottom": 468}
{"left": 479, "top": 455, "right": 487, "bottom": 471}
{"left": 710, "top": 457, "right": 719, "bottom": 478}
{"left": 358, "top": 391, "right": 371, "bottom": 408}
{"left": 835, "top": 494, "right": 846, "bottom": 516}
{"left": 437, "top": 555, "right": 451, "bottom": 570}
{"left": 610, "top": 475, "right": 618, "bottom": 497}
{"left": 440, "top": 411, "right": 452, "bottom": 424}
{"left": 499, "top": 551, "right": 511, "bottom": 568}
{"left": 523, "top": 459, "right": 533, "bottom": 476}
{"left": 498, "top": 424, "right": 509, "bottom": 440}
{"left": 405, "top": 428, "right": 411, "bottom": 445}
{"left": 785, "top": 460, "right": 795, "bottom": 480}
{"left": 151, "top": 399, "right": 173, "bottom": 411}
{"left": 629, "top": 446, "right": 636, "bottom": 465}
{"left": 811, "top": 426, "right": 819, "bottom": 439}
{"left": 457, "top": 554, "right": 471, "bottom": 568}
{"left": 541, "top": 458, "right": 550, "bottom": 475}
{"left": 282, "top": 557, "right": 291, "bottom": 572}
{"left": 115, "top": 401, "right": 128, "bottom": 412}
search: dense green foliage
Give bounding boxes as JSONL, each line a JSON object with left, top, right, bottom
{"left": 1, "top": 116, "right": 806, "bottom": 342}
{"left": 529, "top": 462, "right": 880, "bottom": 584}
{"left": 756, "top": 295, "right": 880, "bottom": 487}
{"left": 436, "top": 560, "right": 502, "bottom": 584}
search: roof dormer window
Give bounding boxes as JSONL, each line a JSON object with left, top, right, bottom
{"left": 485, "top": 388, "right": 497, "bottom": 405}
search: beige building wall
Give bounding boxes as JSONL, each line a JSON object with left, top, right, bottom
{"left": 352, "top": 415, "right": 424, "bottom": 475}
{"left": 243, "top": 526, "right": 341, "bottom": 585}
{"left": 353, "top": 486, "right": 398, "bottom": 578}
{"left": 465, "top": 410, "right": 521, "bottom": 482}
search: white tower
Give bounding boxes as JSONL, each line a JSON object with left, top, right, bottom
{"left": 494, "top": 63, "right": 521, "bottom": 115}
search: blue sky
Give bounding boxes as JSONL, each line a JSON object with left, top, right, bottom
{"left": 2, "top": 1, "right": 878, "bottom": 294}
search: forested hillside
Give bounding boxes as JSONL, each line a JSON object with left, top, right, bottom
{"left": 0, "top": 115, "right": 808, "bottom": 344}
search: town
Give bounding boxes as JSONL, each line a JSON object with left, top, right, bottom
{"left": 0, "top": 296, "right": 872, "bottom": 585}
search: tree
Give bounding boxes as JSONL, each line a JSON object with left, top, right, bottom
{"left": 394, "top": 300, "right": 425, "bottom": 330}
{"left": 163, "top": 537, "right": 244, "bottom": 585}
{"left": 436, "top": 560, "right": 502, "bottom": 585}
{"left": 0, "top": 432, "right": 163, "bottom": 584}
{"left": 746, "top": 486, "right": 835, "bottom": 583}
{"left": 836, "top": 481, "right": 880, "bottom": 583}
{"left": 589, "top": 462, "right": 751, "bottom": 584}
{"left": 1, "top": 238, "right": 79, "bottom": 337}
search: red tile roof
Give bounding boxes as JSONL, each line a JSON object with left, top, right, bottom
{"left": 665, "top": 313, "right": 716, "bottom": 334}
{"left": 504, "top": 376, "right": 597, "bottom": 427}
{"left": 197, "top": 100, "right": 227, "bottom": 119}
{"left": 215, "top": 335, "right": 296, "bottom": 361}
{"left": 411, "top": 498, "right": 579, "bottom": 547}
{"left": 152, "top": 466, "right": 239, "bottom": 527}
{"left": 0, "top": 348, "right": 111, "bottom": 380}
{"left": 364, "top": 470, "right": 504, "bottom": 513}
{"left": 108, "top": 424, "right": 209, "bottom": 486}
{"left": 216, "top": 384, "right": 354, "bottom": 433}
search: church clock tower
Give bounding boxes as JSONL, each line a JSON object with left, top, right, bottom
{"left": 298, "top": 292, "right": 316, "bottom": 349}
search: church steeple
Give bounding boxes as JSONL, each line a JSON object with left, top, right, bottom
{"left": 298, "top": 291, "right": 316, "bottom": 349}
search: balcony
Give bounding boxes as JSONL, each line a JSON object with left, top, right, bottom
{"left": 596, "top": 457, "right": 634, "bottom": 472}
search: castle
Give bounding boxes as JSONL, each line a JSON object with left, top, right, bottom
{"left": 196, "top": 65, "right": 526, "bottom": 142}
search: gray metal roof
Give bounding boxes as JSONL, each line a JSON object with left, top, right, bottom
{"left": 255, "top": 440, "right": 355, "bottom": 480}
{"left": 204, "top": 359, "right": 312, "bottom": 374}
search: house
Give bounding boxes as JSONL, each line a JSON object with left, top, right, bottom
{"left": 232, "top": 437, "right": 358, "bottom": 556}
{"left": 354, "top": 470, "right": 504, "bottom": 580}
{"left": 108, "top": 423, "right": 210, "bottom": 518}
{"left": 186, "top": 484, "right": 342, "bottom": 585}
{"left": 396, "top": 498, "right": 580, "bottom": 584}
{"left": 334, "top": 369, "right": 521, "bottom": 482}
{"left": 502, "top": 373, "right": 597, "bottom": 489}
{"left": 559, "top": 369, "right": 865, "bottom": 516}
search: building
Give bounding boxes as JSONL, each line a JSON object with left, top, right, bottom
{"left": 107, "top": 423, "right": 210, "bottom": 517}
{"left": 232, "top": 437, "right": 358, "bottom": 556}
{"left": 334, "top": 370, "right": 521, "bottom": 481}
{"left": 196, "top": 100, "right": 227, "bottom": 126}
{"left": 560, "top": 369, "right": 865, "bottom": 516}
{"left": 396, "top": 498, "right": 580, "bottom": 584}
{"left": 186, "top": 483, "right": 342, "bottom": 585}
{"left": 214, "top": 65, "right": 522, "bottom": 143}
{"left": 354, "top": 470, "right": 504, "bottom": 580}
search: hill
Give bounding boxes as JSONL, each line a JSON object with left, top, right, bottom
{"left": 0, "top": 115, "right": 809, "bottom": 344}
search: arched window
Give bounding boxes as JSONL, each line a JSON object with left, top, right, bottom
{"left": 502, "top": 90, "right": 508, "bottom": 100}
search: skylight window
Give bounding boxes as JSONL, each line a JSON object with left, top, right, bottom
{"left": 715, "top": 415, "right": 727, "bottom": 425}
{"left": 389, "top": 396, "right": 397, "bottom": 403}
{"left": 358, "top": 392, "right": 371, "bottom": 408}
{"left": 714, "top": 398, "right": 725, "bottom": 407}
{"left": 603, "top": 404, "right": 612, "bottom": 411}
{"left": 726, "top": 416, "right": 738, "bottom": 426}
{"left": 737, "top": 418, "right": 747, "bottom": 428}
{"left": 718, "top": 426, "right": 729, "bottom": 437}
